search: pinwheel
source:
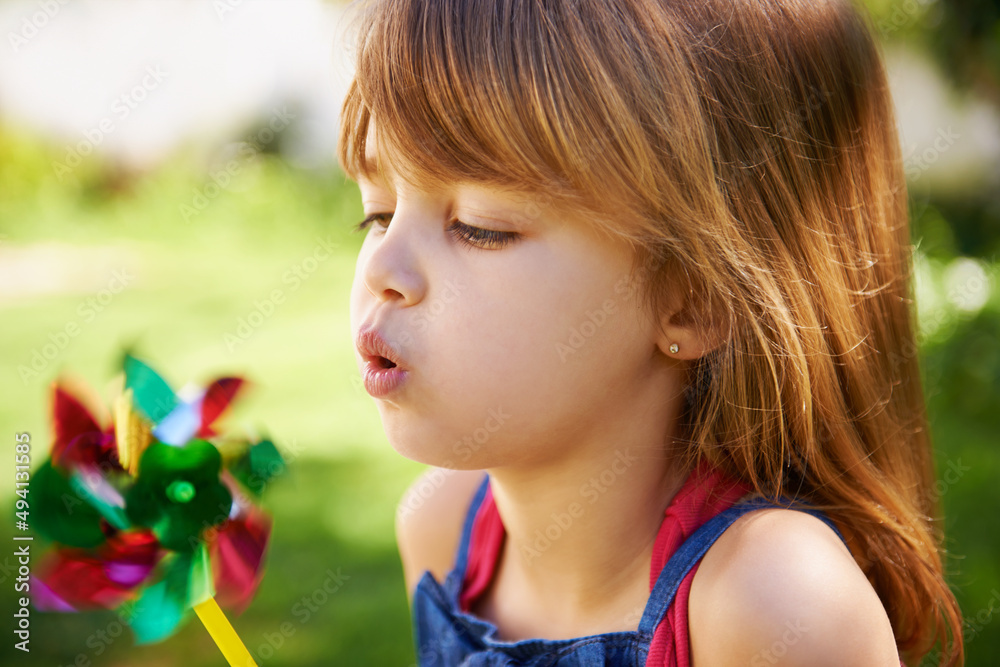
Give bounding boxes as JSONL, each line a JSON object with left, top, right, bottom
{"left": 30, "top": 352, "right": 284, "bottom": 666}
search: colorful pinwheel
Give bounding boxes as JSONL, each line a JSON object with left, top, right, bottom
{"left": 30, "top": 352, "right": 284, "bottom": 666}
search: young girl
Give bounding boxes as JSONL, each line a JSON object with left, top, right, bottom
{"left": 338, "top": 0, "right": 963, "bottom": 664}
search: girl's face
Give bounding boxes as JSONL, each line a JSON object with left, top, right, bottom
{"left": 350, "top": 151, "right": 678, "bottom": 470}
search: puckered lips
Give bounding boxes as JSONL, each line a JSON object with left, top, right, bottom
{"left": 356, "top": 327, "right": 406, "bottom": 371}
{"left": 356, "top": 326, "right": 409, "bottom": 399}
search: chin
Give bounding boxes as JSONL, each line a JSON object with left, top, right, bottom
{"left": 388, "top": 444, "right": 459, "bottom": 468}
{"left": 383, "top": 434, "right": 486, "bottom": 471}
{"left": 376, "top": 396, "right": 516, "bottom": 469}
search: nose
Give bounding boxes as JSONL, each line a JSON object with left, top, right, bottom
{"left": 359, "top": 212, "right": 427, "bottom": 306}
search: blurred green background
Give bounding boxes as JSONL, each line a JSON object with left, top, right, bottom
{"left": 0, "top": 133, "right": 428, "bottom": 665}
{"left": 0, "top": 0, "right": 998, "bottom": 666}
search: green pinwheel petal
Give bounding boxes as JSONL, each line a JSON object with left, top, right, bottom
{"left": 155, "top": 518, "right": 200, "bottom": 552}
{"left": 130, "top": 579, "right": 186, "bottom": 644}
{"left": 250, "top": 439, "right": 285, "bottom": 481}
{"left": 128, "top": 544, "right": 214, "bottom": 644}
{"left": 124, "top": 479, "right": 160, "bottom": 526}
{"left": 33, "top": 460, "right": 106, "bottom": 548}
{"left": 124, "top": 353, "right": 178, "bottom": 423}
{"left": 129, "top": 551, "right": 194, "bottom": 644}
{"left": 139, "top": 439, "right": 222, "bottom": 480}
{"left": 158, "top": 483, "right": 232, "bottom": 552}
{"left": 231, "top": 438, "right": 285, "bottom": 497}
{"left": 193, "top": 480, "right": 233, "bottom": 526}
{"left": 125, "top": 440, "right": 232, "bottom": 552}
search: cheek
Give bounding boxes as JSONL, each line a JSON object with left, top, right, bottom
{"left": 407, "top": 257, "right": 647, "bottom": 464}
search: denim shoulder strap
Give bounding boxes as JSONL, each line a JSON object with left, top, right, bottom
{"left": 447, "top": 472, "right": 491, "bottom": 586}
{"left": 637, "top": 496, "right": 845, "bottom": 634}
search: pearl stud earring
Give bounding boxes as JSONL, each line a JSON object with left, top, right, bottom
{"left": 669, "top": 343, "right": 679, "bottom": 354}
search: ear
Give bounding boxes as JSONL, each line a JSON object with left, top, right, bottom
{"left": 653, "top": 295, "right": 725, "bottom": 361}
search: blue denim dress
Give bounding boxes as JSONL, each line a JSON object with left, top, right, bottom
{"left": 412, "top": 474, "right": 845, "bottom": 667}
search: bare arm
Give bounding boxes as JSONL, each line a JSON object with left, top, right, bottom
{"left": 689, "top": 508, "right": 900, "bottom": 667}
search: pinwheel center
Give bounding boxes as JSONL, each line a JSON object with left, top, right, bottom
{"left": 166, "top": 479, "right": 196, "bottom": 504}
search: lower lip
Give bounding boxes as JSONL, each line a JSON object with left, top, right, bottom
{"left": 362, "top": 361, "right": 408, "bottom": 398}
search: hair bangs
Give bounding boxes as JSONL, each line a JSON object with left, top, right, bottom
{"left": 337, "top": 0, "right": 691, "bottom": 234}
{"left": 339, "top": 0, "right": 548, "bottom": 193}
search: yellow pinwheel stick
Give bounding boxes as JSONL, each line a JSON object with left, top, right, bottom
{"left": 193, "top": 597, "right": 258, "bottom": 667}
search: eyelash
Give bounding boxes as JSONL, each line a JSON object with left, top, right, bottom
{"left": 353, "top": 213, "right": 519, "bottom": 250}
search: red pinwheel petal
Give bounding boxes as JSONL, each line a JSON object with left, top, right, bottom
{"left": 50, "top": 383, "right": 122, "bottom": 471}
{"left": 33, "top": 531, "right": 162, "bottom": 610}
{"left": 34, "top": 550, "right": 137, "bottom": 610}
{"left": 53, "top": 383, "right": 101, "bottom": 441}
{"left": 52, "top": 384, "right": 102, "bottom": 467}
{"left": 197, "top": 377, "right": 245, "bottom": 437}
{"left": 210, "top": 506, "right": 271, "bottom": 614}
{"left": 56, "top": 432, "right": 121, "bottom": 471}
{"left": 102, "top": 531, "right": 161, "bottom": 586}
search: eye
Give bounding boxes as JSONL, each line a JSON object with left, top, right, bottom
{"left": 353, "top": 213, "right": 519, "bottom": 250}
{"left": 353, "top": 212, "right": 391, "bottom": 233}
{"left": 448, "top": 221, "right": 519, "bottom": 250}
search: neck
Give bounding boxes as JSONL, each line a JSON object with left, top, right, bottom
{"left": 486, "top": 386, "right": 692, "bottom": 628}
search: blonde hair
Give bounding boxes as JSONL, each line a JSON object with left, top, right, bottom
{"left": 337, "top": 0, "right": 964, "bottom": 663}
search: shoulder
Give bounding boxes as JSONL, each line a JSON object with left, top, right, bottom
{"left": 688, "top": 506, "right": 900, "bottom": 667}
{"left": 395, "top": 467, "right": 488, "bottom": 603}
